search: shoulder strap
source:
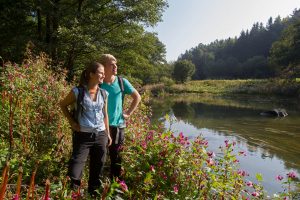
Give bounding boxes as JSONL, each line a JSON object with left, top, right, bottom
{"left": 117, "top": 76, "right": 125, "bottom": 105}
{"left": 117, "top": 76, "right": 124, "bottom": 92}
{"left": 99, "top": 88, "right": 107, "bottom": 117}
{"left": 74, "top": 86, "right": 84, "bottom": 122}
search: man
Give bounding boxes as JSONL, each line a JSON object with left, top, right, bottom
{"left": 99, "top": 54, "right": 141, "bottom": 179}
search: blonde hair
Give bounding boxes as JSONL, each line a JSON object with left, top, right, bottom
{"left": 98, "top": 54, "right": 117, "bottom": 66}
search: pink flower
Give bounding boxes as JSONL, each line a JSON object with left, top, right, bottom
{"left": 150, "top": 165, "right": 155, "bottom": 172}
{"left": 173, "top": 185, "right": 179, "bottom": 194}
{"left": 141, "top": 141, "right": 147, "bottom": 149}
{"left": 237, "top": 170, "right": 248, "bottom": 177}
{"left": 224, "top": 140, "right": 230, "bottom": 147}
{"left": 158, "top": 160, "right": 163, "bottom": 167}
{"left": 119, "top": 180, "right": 128, "bottom": 192}
{"left": 251, "top": 192, "right": 259, "bottom": 197}
{"left": 246, "top": 181, "right": 253, "bottom": 187}
{"left": 287, "top": 171, "right": 297, "bottom": 179}
{"left": 207, "top": 151, "right": 215, "bottom": 158}
{"left": 206, "top": 158, "right": 214, "bottom": 166}
{"left": 275, "top": 175, "right": 284, "bottom": 181}
{"left": 12, "top": 195, "right": 19, "bottom": 200}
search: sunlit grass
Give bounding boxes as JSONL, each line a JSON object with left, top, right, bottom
{"left": 166, "top": 79, "right": 300, "bottom": 97}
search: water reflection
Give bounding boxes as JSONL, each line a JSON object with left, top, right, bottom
{"left": 151, "top": 94, "right": 300, "bottom": 194}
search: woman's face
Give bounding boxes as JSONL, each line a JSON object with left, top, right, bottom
{"left": 90, "top": 65, "right": 105, "bottom": 84}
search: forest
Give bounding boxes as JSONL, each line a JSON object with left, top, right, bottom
{"left": 177, "top": 9, "right": 300, "bottom": 81}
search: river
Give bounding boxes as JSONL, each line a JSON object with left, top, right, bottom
{"left": 150, "top": 94, "right": 300, "bottom": 195}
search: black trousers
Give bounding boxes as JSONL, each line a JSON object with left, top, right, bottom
{"left": 109, "top": 127, "right": 125, "bottom": 179}
{"left": 68, "top": 131, "right": 108, "bottom": 194}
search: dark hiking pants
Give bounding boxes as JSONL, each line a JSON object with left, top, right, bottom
{"left": 68, "top": 131, "right": 108, "bottom": 195}
{"left": 109, "top": 126, "right": 125, "bottom": 179}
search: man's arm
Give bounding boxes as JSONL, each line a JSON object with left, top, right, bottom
{"left": 123, "top": 89, "right": 141, "bottom": 119}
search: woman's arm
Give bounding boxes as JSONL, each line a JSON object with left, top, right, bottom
{"left": 59, "top": 90, "right": 80, "bottom": 132}
{"left": 104, "top": 96, "right": 112, "bottom": 146}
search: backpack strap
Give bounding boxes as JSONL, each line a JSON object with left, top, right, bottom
{"left": 99, "top": 88, "right": 107, "bottom": 117}
{"left": 74, "top": 86, "right": 84, "bottom": 123}
{"left": 117, "top": 76, "right": 125, "bottom": 105}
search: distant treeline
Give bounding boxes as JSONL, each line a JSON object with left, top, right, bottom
{"left": 178, "top": 9, "right": 300, "bottom": 80}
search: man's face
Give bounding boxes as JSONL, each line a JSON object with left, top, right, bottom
{"left": 105, "top": 59, "right": 117, "bottom": 76}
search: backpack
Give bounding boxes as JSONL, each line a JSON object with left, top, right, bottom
{"left": 72, "top": 86, "right": 107, "bottom": 123}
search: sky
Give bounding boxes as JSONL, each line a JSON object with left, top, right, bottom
{"left": 149, "top": 0, "right": 300, "bottom": 62}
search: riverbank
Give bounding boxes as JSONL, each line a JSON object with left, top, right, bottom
{"left": 145, "top": 79, "right": 300, "bottom": 97}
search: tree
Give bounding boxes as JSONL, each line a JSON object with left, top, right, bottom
{"left": 172, "top": 60, "right": 195, "bottom": 83}
{"left": 0, "top": 0, "right": 168, "bottom": 82}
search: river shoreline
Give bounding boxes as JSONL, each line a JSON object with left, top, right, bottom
{"left": 144, "top": 79, "right": 300, "bottom": 98}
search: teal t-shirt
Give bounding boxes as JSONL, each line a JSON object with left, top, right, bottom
{"left": 101, "top": 77, "right": 135, "bottom": 127}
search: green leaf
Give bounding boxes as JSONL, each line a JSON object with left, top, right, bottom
{"left": 256, "top": 173, "right": 263, "bottom": 182}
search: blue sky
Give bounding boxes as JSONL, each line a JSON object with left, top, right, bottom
{"left": 149, "top": 0, "right": 300, "bottom": 62}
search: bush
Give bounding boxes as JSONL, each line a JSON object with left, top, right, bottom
{"left": 0, "top": 53, "right": 72, "bottom": 186}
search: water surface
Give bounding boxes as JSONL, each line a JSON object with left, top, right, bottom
{"left": 150, "top": 94, "right": 300, "bottom": 194}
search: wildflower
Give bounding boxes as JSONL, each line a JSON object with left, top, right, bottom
{"left": 141, "top": 141, "right": 147, "bottom": 149}
{"left": 287, "top": 171, "right": 297, "bottom": 179}
{"left": 206, "top": 158, "right": 214, "bottom": 166}
{"left": 12, "top": 195, "right": 19, "bottom": 200}
{"left": 158, "top": 160, "right": 163, "bottom": 167}
{"left": 238, "top": 151, "right": 246, "bottom": 156}
{"left": 251, "top": 192, "right": 259, "bottom": 197}
{"left": 207, "top": 151, "right": 215, "bottom": 158}
{"left": 246, "top": 181, "right": 253, "bottom": 187}
{"left": 150, "top": 165, "right": 155, "bottom": 172}
{"left": 237, "top": 170, "right": 248, "bottom": 177}
{"left": 173, "top": 185, "right": 178, "bottom": 194}
{"left": 275, "top": 175, "right": 284, "bottom": 181}
{"left": 119, "top": 180, "right": 128, "bottom": 192}
{"left": 179, "top": 132, "right": 184, "bottom": 138}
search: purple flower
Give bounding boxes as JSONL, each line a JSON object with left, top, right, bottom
{"left": 287, "top": 171, "right": 297, "bottom": 179}
{"left": 275, "top": 175, "right": 284, "bottom": 181}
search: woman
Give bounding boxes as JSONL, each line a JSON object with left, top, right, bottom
{"left": 60, "top": 61, "right": 112, "bottom": 196}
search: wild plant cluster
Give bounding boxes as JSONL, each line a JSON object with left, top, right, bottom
{"left": 0, "top": 56, "right": 298, "bottom": 199}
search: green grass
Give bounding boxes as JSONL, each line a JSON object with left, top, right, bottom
{"left": 164, "top": 79, "right": 300, "bottom": 97}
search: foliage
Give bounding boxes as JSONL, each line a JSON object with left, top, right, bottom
{"left": 178, "top": 9, "right": 300, "bottom": 80}
{"left": 172, "top": 59, "right": 195, "bottom": 83}
{"left": 269, "top": 9, "right": 300, "bottom": 78}
{"left": 0, "top": 53, "right": 73, "bottom": 198}
{"left": 0, "top": 57, "right": 299, "bottom": 199}
{"left": 0, "top": 0, "right": 168, "bottom": 82}
{"left": 162, "top": 79, "right": 300, "bottom": 97}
